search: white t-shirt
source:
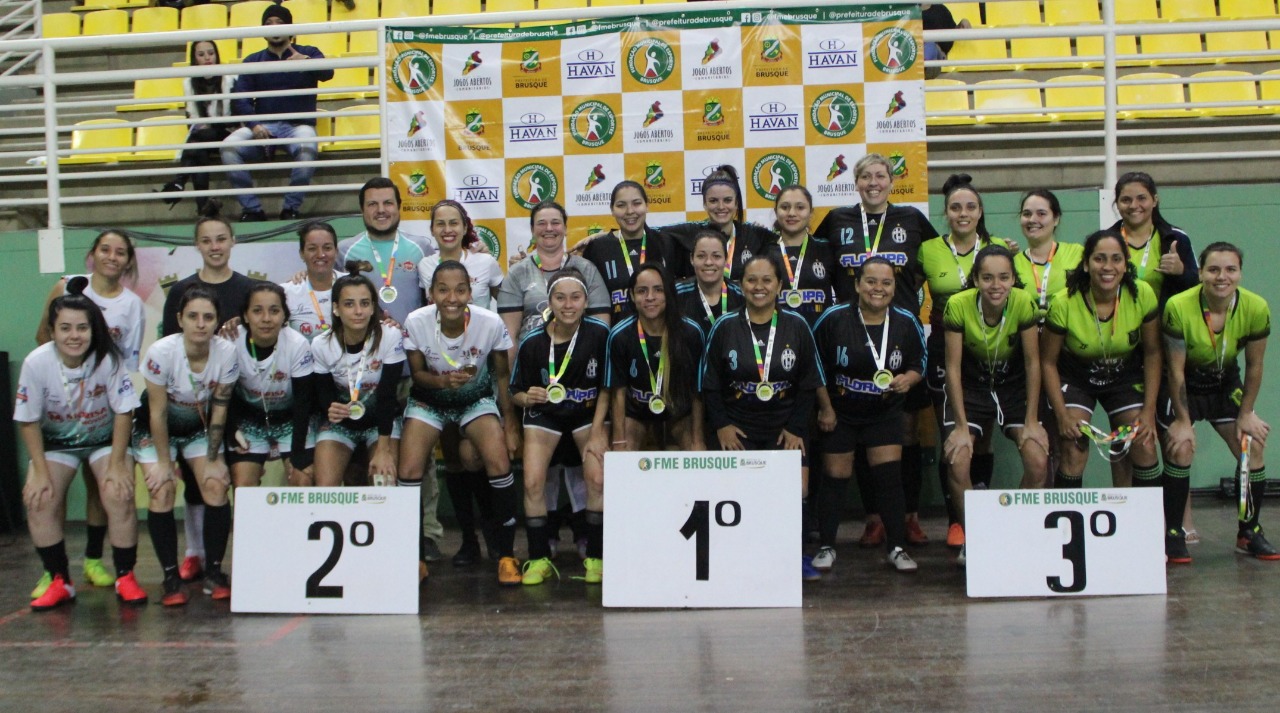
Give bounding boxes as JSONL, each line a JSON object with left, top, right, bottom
{"left": 233, "top": 328, "right": 314, "bottom": 413}
{"left": 282, "top": 272, "right": 343, "bottom": 342}
{"left": 15, "top": 342, "right": 140, "bottom": 448}
{"left": 311, "top": 323, "right": 406, "bottom": 410}
{"left": 142, "top": 334, "right": 240, "bottom": 435}
{"left": 68, "top": 274, "right": 146, "bottom": 371}
{"left": 417, "top": 252, "right": 504, "bottom": 308}
{"left": 403, "top": 304, "right": 512, "bottom": 406}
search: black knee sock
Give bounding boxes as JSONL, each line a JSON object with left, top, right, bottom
{"left": 148, "top": 511, "right": 179, "bottom": 577}
{"left": 444, "top": 470, "right": 477, "bottom": 541}
{"left": 397, "top": 477, "right": 425, "bottom": 555}
{"left": 488, "top": 473, "right": 519, "bottom": 558}
{"left": 1133, "top": 462, "right": 1161, "bottom": 488}
{"left": 203, "top": 504, "right": 232, "bottom": 573}
{"left": 585, "top": 510, "right": 603, "bottom": 559}
{"left": 901, "top": 446, "right": 923, "bottom": 514}
{"left": 932, "top": 453, "right": 958, "bottom": 524}
{"left": 526, "top": 516, "right": 551, "bottom": 560}
{"left": 855, "top": 446, "right": 878, "bottom": 517}
{"left": 1244, "top": 467, "right": 1268, "bottom": 532}
{"left": 972, "top": 453, "right": 995, "bottom": 490}
{"left": 469, "top": 469, "right": 493, "bottom": 520}
{"left": 36, "top": 541, "right": 70, "bottom": 581}
{"left": 818, "top": 475, "right": 851, "bottom": 547}
{"left": 873, "top": 461, "right": 907, "bottom": 550}
{"left": 1163, "top": 462, "right": 1191, "bottom": 532}
{"left": 112, "top": 545, "right": 137, "bottom": 578}
{"left": 84, "top": 525, "right": 108, "bottom": 560}
{"left": 1056, "top": 471, "right": 1082, "bottom": 488}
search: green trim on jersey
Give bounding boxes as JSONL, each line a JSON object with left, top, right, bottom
{"left": 1014, "top": 241, "right": 1084, "bottom": 318}
{"left": 943, "top": 287, "right": 1038, "bottom": 386}
{"left": 1162, "top": 285, "right": 1271, "bottom": 393}
{"left": 1046, "top": 280, "right": 1158, "bottom": 386}
{"left": 919, "top": 236, "right": 1010, "bottom": 325}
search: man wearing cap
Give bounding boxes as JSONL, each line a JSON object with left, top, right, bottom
{"left": 220, "top": 4, "right": 334, "bottom": 222}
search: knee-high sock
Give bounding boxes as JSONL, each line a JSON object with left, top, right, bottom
{"left": 203, "top": 504, "right": 232, "bottom": 573}
{"left": 183, "top": 503, "right": 206, "bottom": 559}
{"left": 444, "top": 469, "right": 477, "bottom": 541}
{"left": 525, "top": 516, "right": 551, "bottom": 560}
{"left": 873, "top": 461, "right": 907, "bottom": 550}
{"left": 855, "top": 446, "right": 878, "bottom": 517}
{"left": 817, "top": 475, "right": 851, "bottom": 548}
{"left": 488, "top": 473, "right": 519, "bottom": 558}
{"left": 1244, "top": 467, "right": 1268, "bottom": 531}
{"left": 972, "top": 453, "right": 995, "bottom": 490}
{"left": 398, "top": 478, "right": 425, "bottom": 558}
{"left": 148, "top": 510, "right": 179, "bottom": 576}
{"left": 112, "top": 544, "right": 138, "bottom": 578}
{"left": 85, "top": 525, "right": 108, "bottom": 560}
{"left": 1133, "top": 462, "right": 1161, "bottom": 488}
{"left": 1163, "top": 462, "right": 1192, "bottom": 532}
{"left": 36, "top": 541, "right": 70, "bottom": 581}
{"left": 585, "top": 510, "right": 603, "bottom": 559}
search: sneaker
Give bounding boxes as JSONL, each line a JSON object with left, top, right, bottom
{"left": 1166, "top": 529, "right": 1192, "bottom": 565}
{"left": 114, "top": 571, "right": 148, "bottom": 606}
{"left": 858, "top": 520, "right": 885, "bottom": 548}
{"left": 421, "top": 538, "right": 443, "bottom": 563}
{"left": 583, "top": 557, "right": 603, "bottom": 584}
{"left": 29, "top": 571, "right": 51, "bottom": 600}
{"left": 1236, "top": 527, "right": 1280, "bottom": 560}
{"left": 160, "top": 575, "right": 189, "bottom": 607}
{"left": 887, "top": 547, "right": 918, "bottom": 573}
{"left": 905, "top": 519, "right": 930, "bottom": 546}
{"left": 946, "top": 523, "right": 966, "bottom": 549}
{"left": 203, "top": 570, "right": 231, "bottom": 600}
{"left": 452, "top": 540, "right": 480, "bottom": 568}
{"left": 522, "top": 557, "right": 558, "bottom": 586}
{"left": 497, "top": 556, "right": 522, "bottom": 586}
{"left": 241, "top": 210, "right": 267, "bottom": 223}
{"left": 812, "top": 546, "right": 837, "bottom": 571}
{"left": 1184, "top": 527, "right": 1200, "bottom": 545}
{"left": 956, "top": 544, "right": 967, "bottom": 567}
{"left": 30, "top": 575, "right": 75, "bottom": 612}
{"left": 178, "top": 555, "right": 204, "bottom": 583}
{"left": 802, "top": 556, "right": 822, "bottom": 581}
{"left": 82, "top": 558, "right": 116, "bottom": 587}
{"left": 279, "top": 208, "right": 301, "bottom": 221}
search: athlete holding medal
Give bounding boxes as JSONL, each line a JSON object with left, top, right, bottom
{"left": 581, "top": 181, "right": 675, "bottom": 319}
{"left": 282, "top": 221, "right": 341, "bottom": 341}
{"left": 511, "top": 269, "right": 611, "bottom": 585}
{"left": 675, "top": 229, "right": 746, "bottom": 337}
{"left": 765, "top": 185, "right": 835, "bottom": 326}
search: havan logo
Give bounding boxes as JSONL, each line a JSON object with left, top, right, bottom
{"left": 508, "top": 112, "right": 558, "bottom": 143}
{"left": 454, "top": 174, "right": 500, "bottom": 204}
{"left": 807, "top": 38, "right": 858, "bottom": 69}
{"left": 748, "top": 101, "right": 799, "bottom": 133}
{"left": 566, "top": 48, "right": 616, "bottom": 80}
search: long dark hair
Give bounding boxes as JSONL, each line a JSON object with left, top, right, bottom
{"left": 628, "top": 262, "right": 692, "bottom": 413}
{"left": 1200, "top": 241, "right": 1243, "bottom": 269}
{"left": 1114, "top": 171, "right": 1172, "bottom": 253}
{"left": 1064, "top": 229, "right": 1139, "bottom": 299}
{"left": 771, "top": 184, "right": 813, "bottom": 234}
{"left": 546, "top": 268, "right": 589, "bottom": 324}
{"left": 701, "top": 165, "right": 745, "bottom": 227}
{"left": 965, "top": 245, "right": 1025, "bottom": 291}
{"left": 85, "top": 228, "right": 139, "bottom": 285}
{"left": 188, "top": 40, "right": 224, "bottom": 114}
{"left": 241, "top": 282, "right": 291, "bottom": 327}
{"left": 942, "top": 173, "right": 991, "bottom": 243}
{"left": 50, "top": 277, "right": 123, "bottom": 372}
{"left": 431, "top": 199, "right": 479, "bottom": 251}
{"left": 328, "top": 261, "right": 384, "bottom": 353}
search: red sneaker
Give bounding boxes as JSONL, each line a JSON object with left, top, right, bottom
{"left": 114, "top": 571, "right": 148, "bottom": 606}
{"left": 203, "top": 570, "right": 231, "bottom": 601}
{"left": 30, "top": 574, "right": 75, "bottom": 612}
{"left": 858, "top": 520, "right": 885, "bottom": 548}
{"left": 905, "top": 519, "right": 930, "bottom": 546}
{"left": 160, "top": 576, "right": 189, "bottom": 607}
{"left": 178, "top": 555, "right": 204, "bottom": 583}
{"left": 946, "top": 523, "right": 966, "bottom": 549}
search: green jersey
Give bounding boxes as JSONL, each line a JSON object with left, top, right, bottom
{"left": 1013, "top": 241, "right": 1084, "bottom": 318}
{"left": 1127, "top": 233, "right": 1164, "bottom": 299}
{"left": 1162, "top": 285, "right": 1270, "bottom": 394}
{"left": 919, "top": 235, "right": 1009, "bottom": 330}
{"left": 1046, "top": 280, "right": 1158, "bottom": 388}
{"left": 943, "top": 287, "right": 1038, "bottom": 388}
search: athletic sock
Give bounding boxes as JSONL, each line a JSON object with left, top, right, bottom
{"left": 1244, "top": 467, "right": 1268, "bottom": 532}
{"left": 854, "top": 445, "right": 878, "bottom": 517}
{"left": 148, "top": 510, "right": 180, "bottom": 576}
{"left": 1055, "top": 471, "right": 1082, "bottom": 488}
{"left": 1162, "top": 462, "right": 1192, "bottom": 532}
{"left": 872, "top": 461, "right": 907, "bottom": 550}
{"left": 817, "top": 474, "right": 851, "bottom": 548}
{"left": 1133, "top": 462, "right": 1161, "bottom": 487}
{"left": 468, "top": 469, "right": 493, "bottom": 521}
{"left": 444, "top": 470, "right": 477, "bottom": 542}
{"left": 183, "top": 503, "right": 205, "bottom": 559}
{"left": 112, "top": 545, "right": 138, "bottom": 578}
{"left": 84, "top": 525, "right": 108, "bottom": 560}
{"left": 203, "top": 504, "right": 232, "bottom": 573}
{"left": 36, "top": 541, "right": 70, "bottom": 581}
{"left": 488, "top": 472, "right": 519, "bottom": 558}
{"left": 585, "top": 510, "right": 603, "bottom": 559}
{"left": 972, "top": 453, "right": 995, "bottom": 490}
{"left": 526, "top": 516, "right": 551, "bottom": 560}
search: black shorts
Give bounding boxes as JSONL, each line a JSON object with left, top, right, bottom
{"left": 1058, "top": 378, "right": 1145, "bottom": 418}
{"left": 905, "top": 379, "right": 931, "bottom": 412}
{"left": 1156, "top": 383, "right": 1243, "bottom": 430}
{"left": 822, "top": 411, "right": 903, "bottom": 451}
{"left": 942, "top": 380, "right": 1028, "bottom": 438}
{"left": 523, "top": 407, "right": 595, "bottom": 438}
{"left": 925, "top": 332, "right": 946, "bottom": 396}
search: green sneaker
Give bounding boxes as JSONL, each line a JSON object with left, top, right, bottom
{"left": 29, "top": 571, "right": 52, "bottom": 600}
{"left": 521, "top": 557, "right": 558, "bottom": 586}
{"left": 82, "top": 558, "right": 116, "bottom": 587}
{"left": 583, "top": 557, "right": 603, "bottom": 584}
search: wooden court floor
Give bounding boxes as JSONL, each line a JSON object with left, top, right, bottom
{"left": 0, "top": 496, "right": 1277, "bottom": 712}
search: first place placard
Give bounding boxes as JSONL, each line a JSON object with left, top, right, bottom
{"left": 231, "top": 488, "right": 420, "bottom": 614}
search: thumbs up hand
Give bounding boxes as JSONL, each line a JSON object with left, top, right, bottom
{"left": 286, "top": 46, "right": 308, "bottom": 61}
{"left": 1157, "top": 240, "right": 1184, "bottom": 276}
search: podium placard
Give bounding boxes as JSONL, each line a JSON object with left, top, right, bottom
{"left": 965, "top": 489, "right": 1166, "bottom": 598}
{"left": 231, "top": 488, "right": 419, "bottom": 614}
{"left": 603, "top": 451, "right": 802, "bottom": 609}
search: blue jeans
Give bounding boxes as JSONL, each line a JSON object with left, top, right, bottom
{"left": 220, "top": 122, "right": 318, "bottom": 212}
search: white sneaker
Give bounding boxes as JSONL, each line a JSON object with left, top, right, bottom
{"left": 886, "top": 547, "right": 917, "bottom": 572}
{"left": 957, "top": 544, "right": 967, "bottom": 568}
{"left": 811, "top": 546, "right": 836, "bottom": 571}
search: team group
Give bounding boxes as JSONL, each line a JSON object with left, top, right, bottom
{"left": 18, "top": 157, "right": 1273, "bottom": 611}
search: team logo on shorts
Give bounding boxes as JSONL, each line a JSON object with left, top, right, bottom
{"left": 463, "top": 109, "right": 485, "bottom": 136}
{"left": 781, "top": 348, "right": 796, "bottom": 372}
{"left": 889, "top": 348, "right": 903, "bottom": 370}
{"left": 810, "top": 90, "right": 859, "bottom": 139}
{"left": 627, "top": 38, "right": 675, "bottom": 85}
{"left": 583, "top": 164, "right": 607, "bottom": 191}
{"left": 462, "top": 50, "right": 483, "bottom": 76}
{"left": 869, "top": 27, "right": 918, "bottom": 75}
{"left": 510, "top": 163, "right": 559, "bottom": 210}
{"left": 408, "top": 170, "right": 428, "bottom": 197}
{"left": 761, "top": 38, "right": 783, "bottom": 62}
{"left": 703, "top": 98, "right": 725, "bottom": 127}
{"left": 889, "top": 151, "right": 909, "bottom": 179}
{"left": 521, "top": 48, "right": 542, "bottom": 73}
{"left": 751, "top": 153, "right": 800, "bottom": 201}
{"left": 475, "top": 225, "right": 502, "bottom": 260}
{"left": 568, "top": 100, "right": 617, "bottom": 149}
{"left": 392, "top": 49, "right": 437, "bottom": 95}
{"left": 885, "top": 90, "right": 908, "bottom": 117}
{"left": 644, "top": 161, "right": 667, "bottom": 190}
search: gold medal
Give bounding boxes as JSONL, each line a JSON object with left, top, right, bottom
{"left": 380, "top": 285, "right": 398, "bottom": 304}
{"left": 756, "top": 383, "right": 774, "bottom": 401}
{"left": 648, "top": 396, "right": 666, "bottom": 414}
{"left": 462, "top": 364, "right": 479, "bottom": 376}
{"left": 348, "top": 401, "right": 366, "bottom": 420}
{"left": 785, "top": 291, "right": 803, "bottom": 309}
{"left": 873, "top": 369, "right": 893, "bottom": 390}
{"left": 546, "top": 382, "right": 567, "bottom": 404}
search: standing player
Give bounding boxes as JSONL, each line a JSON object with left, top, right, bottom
{"left": 674, "top": 229, "right": 745, "bottom": 337}
{"left": 338, "top": 177, "right": 438, "bottom": 327}
{"left": 765, "top": 185, "right": 835, "bottom": 327}
{"left": 417, "top": 200, "right": 503, "bottom": 308}
{"left": 581, "top": 181, "right": 675, "bottom": 319}
{"left": 1109, "top": 172, "right": 1198, "bottom": 308}
{"left": 662, "top": 166, "right": 772, "bottom": 282}
{"left": 1013, "top": 190, "right": 1083, "bottom": 322}
{"left": 283, "top": 222, "right": 342, "bottom": 341}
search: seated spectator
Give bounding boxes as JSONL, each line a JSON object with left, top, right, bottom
{"left": 220, "top": 5, "right": 333, "bottom": 223}
{"left": 922, "top": 4, "right": 971, "bottom": 79}
{"left": 157, "top": 39, "right": 236, "bottom": 218}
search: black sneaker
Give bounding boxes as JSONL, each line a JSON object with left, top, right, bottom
{"left": 421, "top": 537, "right": 443, "bottom": 563}
{"left": 241, "top": 209, "right": 267, "bottom": 222}
{"left": 1166, "top": 529, "right": 1192, "bottom": 564}
{"left": 1236, "top": 527, "right": 1280, "bottom": 560}
{"left": 279, "top": 208, "right": 301, "bottom": 221}
{"left": 203, "top": 570, "right": 231, "bottom": 600}
{"left": 160, "top": 574, "right": 188, "bottom": 607}
{"left": 452, "top": 539, "right": 481, "bottom": 568}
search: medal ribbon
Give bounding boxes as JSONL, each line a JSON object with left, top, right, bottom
{"left": 436, "top": 307, "right": 471, "bottom": 370}
{"left": 860, "top": 207, "right": 887, "bottom": 255}
{"left": 307, "top": 280, "right": 330, "bottom": 332}
{"left": 779, "top": 234, "right": 809, "bottom": 292}
{"left": 858, "top": 307, "right": 892, "bottom": 380}
{"left": 947, "top": 234, "right": 977, "bottom": 288}
{"left": 364, "top": 233, "right": 399, "bottom": 290}
{"left": 722, "top": 223, "right": 737, "bottom": 281}
{"left": 248, "top": 336, "right": 279, "bottom": 418}
{"left": 58, "top": 358, "right": 88, "bottom": 435}
{"left": 346, "top": 336, "right": 371, "bottom": 405}
{"left": 748, "top": 310, "right": 778, "bottom": 385}
{"left": 637, "top": 322, "right": 667, "bottom": 400}
{"left": 547, "top": 321, "right": 580, "bottom": 386}
{"left": 1026, "top": 242, "right": 1057, "bottom": 309}
{"left": 617, "top": 231, "right": 647, "bottom": 278}
{"left": 1200, "top": 291, "right": 1236, "bottom": 373}
{"left": 978, "top": 294, "right": 1009, "bottom": 386}
{"left": 1087, "top": 290, "right": 1119, "bottom": 363}
{"left": 1122, "top": 227, "right": 1159, "bottom": 281}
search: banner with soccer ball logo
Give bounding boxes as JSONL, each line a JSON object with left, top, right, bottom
{"left": 384, "top": 4, "right": 926, "bottom": 264}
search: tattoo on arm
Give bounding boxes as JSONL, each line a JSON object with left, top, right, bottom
{"left": 207, "top": 424, "right": 224, "bottom": 460}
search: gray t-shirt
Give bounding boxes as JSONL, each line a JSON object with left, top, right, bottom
{"left": 496, "top": 254, "right": 611, "bottom": 341}
{"left": 337, "top": 230, "right": 437, "bottom": 327}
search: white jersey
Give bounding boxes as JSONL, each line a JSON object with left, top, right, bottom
{"left": 142, "top": 334, "right": 240, "bottom": 435}
{"left": 403, "top": 304, "right": 512, "bottom": 406}
{"left": 417, "top": 252, "right": 504, "bottom": 308}
{"left": 282, "top": 272, "right": 342, "bottom": 342}
{"left": 311, "top": 323, "right": 406, "bottom": 411}
{"left": 233, "top": 328, "right": 314, "bottom": 414}
{"left": 68, "top": 274, "right": 146, "bottom": 371}
{"left": 15, "top": 342, "right": 140, "bottom": 448}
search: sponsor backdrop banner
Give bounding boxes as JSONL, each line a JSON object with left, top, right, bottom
{"left": 385, "top": 5, "right": 926, "bottom": 262}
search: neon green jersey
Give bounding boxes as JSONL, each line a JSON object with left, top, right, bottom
{"left": 1014, "top": 241, "right": 1084, "bottom": 318}
{"left": 918, "top": 235, "right": 1009, "bottom": 329}
{"left": 1127, "top": 235, "right": 1164, "bottom": 298}
{"left": 1046, "top": 280, "right": 1158, "bottom": 388}
{"left": 1162, "top": 285, "right": 1270, "bottom": 394}
{"left": 943, "top": 287, "right": 1038, "bottom": 387}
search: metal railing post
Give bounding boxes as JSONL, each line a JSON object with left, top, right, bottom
{"left": 38, "top": 43, "right": 64, "bottom": 273}
{"left": 1101, "top": 0, "right": 1119, "bottom": 227}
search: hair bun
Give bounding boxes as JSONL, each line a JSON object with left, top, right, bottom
{"left": 344, "top": 259, "right": 373, "bottom": 274}
{"left": 942, "top": 173, "right": 974, "bottom": 194}
{"left": 65, "top": 275, "right": 89, "bottom": 296}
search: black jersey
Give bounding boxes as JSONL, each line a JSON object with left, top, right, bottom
{"left": 580, "top": 227, "right": 675, "bottom": 320}
{"left": 813, "top": 204, "right": 938, "bottom": 312}
{"left": 162, "top": 271, "right": 261, "bottom": 336}
{"left": 812, "top": 303, "right": 925, "bottom": 419}
{"left": 661, "top": 221, "right": 773, "bottom": 282}
{"left": 675, "top": 278, "right": 746, "bottom": 336}
{"left": 605, "top": 315, "right": 706, "bottom": 420}
{"left": 510, "top": 317, "right": 610, "bottom": 417}
{"left": 700, "top": 308, "right": 824, "bottom": 441}
{"left": 763, "top": 236, "right": 837, "bottom": 327}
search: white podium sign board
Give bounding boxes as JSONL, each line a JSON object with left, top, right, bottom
{"left": 603, "top": 451, "right": 802, "bottom": 609}
{"left": 965, "top": 488, "right": 1166, "bottom": 598}
{"left": 231, "top": 488, "right": 420, "bottom": 614}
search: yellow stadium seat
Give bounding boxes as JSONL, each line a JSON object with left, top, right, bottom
{"left": 942, "top": 38, "right": 1014, "bottom": 72}
{"left": 382, "top": 0, "right": 419, "bottom": 17}
{"left": 644, "top": 0, "right": 685, "bottom": 4}
{"left": 118, "top": 77, "right": 185, "bottom": 112}
{"left": 321, "top": 105, "right": 380, "bottom": 152}
{"left": 81, "top": 9, "right": 128, "bottom": 36}
{"left": 973, "top": 78, "right": 1046, "bottom": 123}
{"left": 484, "top": 0, "right": 532, "bottom": 27}
{"left": 121, "top": 116, "right": 188, "bottom": 162}
{"left": 1045, "top": 0, "right": 1100, "bottom": 24}
{"left": 346, "top": 31, "right": 378, "bottom": 57}
{"left": 230, "top": 1, "right": 275, "bottom": 28}
{"left": 297, "top": 33, "right": 348, "bottom": 58}
{"left": 78, "top": 0, "right": 147, "bottom": 10}
{"left": 1077, "top": 34, "right": 1142, "bottom": 68}
{"left": 1187, "top": 70, "right": 1269, "bottom": 116}
{"left": 61, "top": 119, "right": 131, "bottom": 165}
{"left": 282, "top": 0, "right": 328, "bottom": 25}
{"left": 1259, "top": 69, "right": 1280, "bottom": 110}
{"left": 526, "top": 0, "right": 586, "bottom": 26}
{"left": 946, "top": 3, "right": 982, "bottom": 26}
{"left": 1205, "top": 30, "right": 1272, "bottom": 63}
{"left": 331, "top": 0, "right": 380, "bottom": 22}
{"left": 1011, "top": 36, "right": 1083, "bottom": 70}
{"left": 1045, "top": 75, "right": 1106, "bottom": 121}
{"left": 431, "top": 0, "right": 482, "bottom": 15}
{"left": 1220, "top": 0, "right": 1278, "bottom": 18}
{"left": 41, "top": 13, "right": 80, "bottom": 39}
{"left": 984, "top": 1, "right": 1040, "bottom": 26}
{"left": 240, "top": 36, "right": 268, "bottom": 60}
{"left": 592, "top": 0, "right": 638, "bottom": 6}
{"left": 1140, "top": 32, "right": 1212, "bottom": 66}
{"left": 180, "top": 3, "right": 228, "bottom": 31}
{"left": 131, "top": 6, "right": 178, "bottom": 34}
{"left": 924, "top": 79, "right": 975, "bottom": 126}
{"left": 1116, "top": 0, "right": 1160, "bottom": 22}
{"left": 319, "top": 66, "right": 375, "bottom": 101}
{"left": 1161, "top": 0, "right": 1218, "bottom": 20}
{"left": 1118, "top": 72, "right": 1191, "bottom": 118}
